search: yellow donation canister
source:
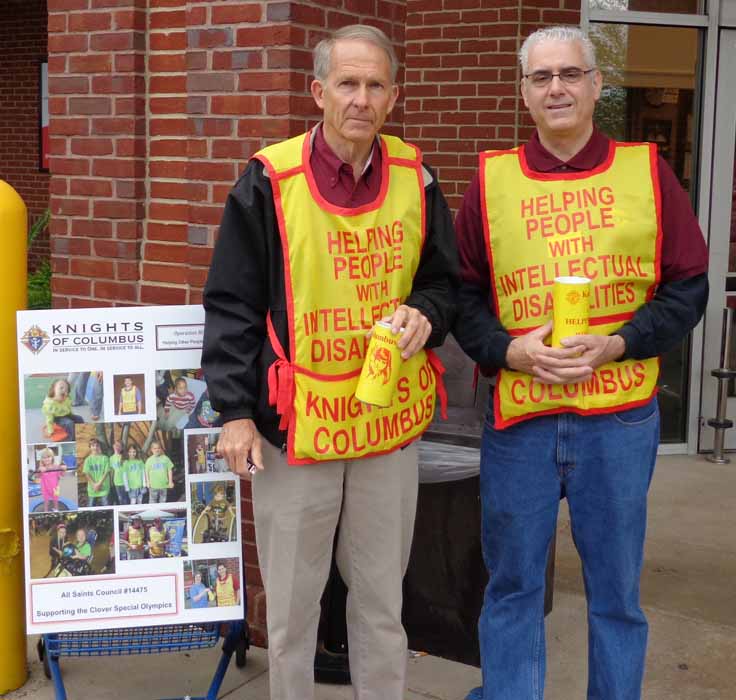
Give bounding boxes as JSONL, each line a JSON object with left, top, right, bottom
{"left": 551, "top": 276, "right": 591, "bottom": 348}
{"left": 355, "top": 321, "right": 403, "bottom": 408}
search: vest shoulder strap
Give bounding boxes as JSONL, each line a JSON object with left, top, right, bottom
{"left": 382, "top": 133, "right": 421, "bottom": 162}
{"left": 481, "top": 145, "right": 520, "bottom": 157}
{"left": 479, "top": 145, "right": 519, "bottom": 168}
{"left": 254, "top": 133, "right": 307, "bottom": 175}
{"left": 612, "top": 141, "right": 654, "bottom": 162}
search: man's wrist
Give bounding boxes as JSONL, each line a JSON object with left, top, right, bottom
{"left": 607, "top": 334, "right": 626, "bottom": 362}
{"left": 505, "top": 336, "right": 522, "bottom": 370}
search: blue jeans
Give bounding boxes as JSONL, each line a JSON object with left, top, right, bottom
{"left": 87, "top": 374, "right": 103, "bottom": 418}
{"left": 88, "top": 494, "right": 110, "bottom": 507}
{"left": 468, "top": 396, "right": 659, "bottom": 700}
{"left": 128, "top": 488, "right": 145, "bottom": 504}
{"left": 54, "top": 414, "right": 84, "bottom": 438}
{"left": 150, "top": 488, "right": 168, "bottom": 503}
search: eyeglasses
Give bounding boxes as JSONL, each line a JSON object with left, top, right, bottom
{"left": 523, "top": 67, "right": 596, "bottom": 88}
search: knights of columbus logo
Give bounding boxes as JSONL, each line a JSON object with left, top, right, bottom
{"left": 21, "top": 325, "right": 50, "bottom": 354}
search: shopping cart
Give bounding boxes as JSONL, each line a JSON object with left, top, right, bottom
{"left": 36, "top": 621, "right": 248, "bottom": 700}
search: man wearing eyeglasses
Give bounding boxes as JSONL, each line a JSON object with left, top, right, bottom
{"left": 453, "top": 26, "right": 708, "bottom": 700}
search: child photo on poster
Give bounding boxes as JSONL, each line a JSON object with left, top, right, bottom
{"left": 75, "top": 421, "right": 185, "bottom": 507}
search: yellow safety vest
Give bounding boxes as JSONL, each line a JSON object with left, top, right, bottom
{"left": 481, "top": 141, "right": 661, "bottom": 428}
{"left": 216, "top": 574, "right": 237, "bottom": 607}
{"left": 121, "top": 386, "right": 137, "bottom": 413}
{"left": 148, "top": 527, "right": 165, "bottom": 556}
{"left": 128, "top": 527, "right": 144, "bottom": 548}
{"left": 254, "top": 130, "right": 446, "bottom": 463}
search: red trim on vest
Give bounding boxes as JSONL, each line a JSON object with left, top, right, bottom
{"left": 649, "top": 142, "right": 664, "bottom": 297}
{"left": 493, "top": 374, "right": 660, "bottom": 430}
{"left": 271, "top": 164, "right": 305, "bottom": 182}
{"left": 268, "top": 164, "right": 299, "bottom": 372}
{"left": 266, "top": 312, "right": 294, "bottom": 432}
{"left": 390, "top": 157, "right": 420, "bottom": 168}
{"left": 426, "top": 349, "right": 448, "bottom": 420}
{"left": 478, "top": 150, "right": 503, "bottom": 347}
{"left": 302, "top": 130, "right": 391, "bottom": 216}
{"left": 518, "top": 140, "right": 616, "bottom": 181}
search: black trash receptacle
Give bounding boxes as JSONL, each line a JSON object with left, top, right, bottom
{"left": 402, "top": 439, "right": 555, "bottom": 667}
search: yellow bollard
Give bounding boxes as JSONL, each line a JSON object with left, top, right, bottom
{"left": 0, "top": 180, "right": 29, "bottom": 693}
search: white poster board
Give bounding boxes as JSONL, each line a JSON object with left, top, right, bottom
{"left": 17, "top": 305, "right": 244, "bottom": 634}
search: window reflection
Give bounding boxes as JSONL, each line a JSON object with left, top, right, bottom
{"left": 589, "top": 0, "right": 704, "bottom": 13}
{"left": 591, "top": 23, "right": 702, "bottom": 441}
{"left": 592, "top": 24, "right": 699, "bottom": 194}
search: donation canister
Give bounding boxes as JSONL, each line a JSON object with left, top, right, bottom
{"left": 551, "top": 276, "right": 591, "bottom": 348}
{"left": 355, "top": 321, "right": 403, "bottom": 407}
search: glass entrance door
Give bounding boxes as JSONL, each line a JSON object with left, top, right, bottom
{"left": 589, "top": 19, "right": 703, "bottom": 443}
{"left": 700, "top": 28, "right": 736, "bottom": 452}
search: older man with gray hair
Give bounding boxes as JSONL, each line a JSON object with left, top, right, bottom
{"left": 453, "top": 25, "right": 707, "bottom": 700}
{"left": 202, "top": 23, "right": 458, "bottom": 700}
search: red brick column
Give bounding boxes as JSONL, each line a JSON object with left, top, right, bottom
{"left": 0, "top": 0, "right": 50, "bottom": 270}
{"left": 404, "top": 0, "right": 579, "bottom": 211}
{"left": 146, "top": 1, "right": 405, "bottom": 647}
{"left": 47, "top": 0, "right": 146, "bottom": 307}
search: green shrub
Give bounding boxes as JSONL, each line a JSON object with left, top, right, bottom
{"left": 28, "top": 208, "right": 51, "bottom": 310}
{"left": 28, "top": 259, "right": 52, "bottom": 310}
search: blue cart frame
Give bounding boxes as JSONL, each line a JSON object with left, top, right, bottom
{"left": 37, "top": 621, "right": 248, "bottom": 700}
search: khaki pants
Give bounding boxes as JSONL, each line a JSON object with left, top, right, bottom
{"left": 252, "top": 440, "right": 419, "bottom": 700}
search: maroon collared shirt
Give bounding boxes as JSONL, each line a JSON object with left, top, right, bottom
{"left": 456, "top": 128, "right": 708, "bottom": 289}
{"left": 309, "top": 124, "right": 382, "bottom": 208}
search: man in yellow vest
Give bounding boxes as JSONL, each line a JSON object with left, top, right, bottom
{"left": 202, "top": 24, "right": 457, "bottom": 700}
{"left": 453, "top": 26, "right": 708, "bottom": 700}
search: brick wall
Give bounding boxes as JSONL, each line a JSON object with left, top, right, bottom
{"left": 404, "top": 0, "right": 580, "bottom": 210}
{"left": 46, "top": 0, "right": 147, "bottom": 306}
{"left": 0, "top": 0, "right": 50, "bottom": 270}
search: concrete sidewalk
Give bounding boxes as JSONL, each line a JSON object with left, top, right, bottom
{"left": 4, "top": 454, "right": 735, "bottom": 699}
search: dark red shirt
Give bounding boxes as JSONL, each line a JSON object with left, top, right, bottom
{"left": 456, "top": 128, "right": 708, "bottom": 289}
{"left": 309, "top": 124, "right": 382, "bottom": 208}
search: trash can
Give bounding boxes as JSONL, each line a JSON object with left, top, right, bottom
{"left": 402, "top": 438, "right": 555, "bottom": 666}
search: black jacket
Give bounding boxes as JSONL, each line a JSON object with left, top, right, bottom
{"left": 202, "top": 156, "right": 459, "bottom": 448}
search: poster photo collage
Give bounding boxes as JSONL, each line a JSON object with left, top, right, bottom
{"left": 19, "top": 307, "right": 243, "bottom": 632}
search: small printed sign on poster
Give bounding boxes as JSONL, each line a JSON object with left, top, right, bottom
{"left": 17, "top": 305, "right": 244, "bottom": 634}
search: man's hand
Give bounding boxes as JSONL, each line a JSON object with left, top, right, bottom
{"left": 506, "top": 322, "right": 626, "bottom": 384}
{"left": 561, "top": 333, "right": 626, "bottom": 372}
{"left": 217, "top": 418, "right": 264, "bottom": 477}
{"left": 383, "top": 305, "right": 432, "bottom": 359}
{"left": 506, "top": 320, "right": 592, "bottom": 384}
